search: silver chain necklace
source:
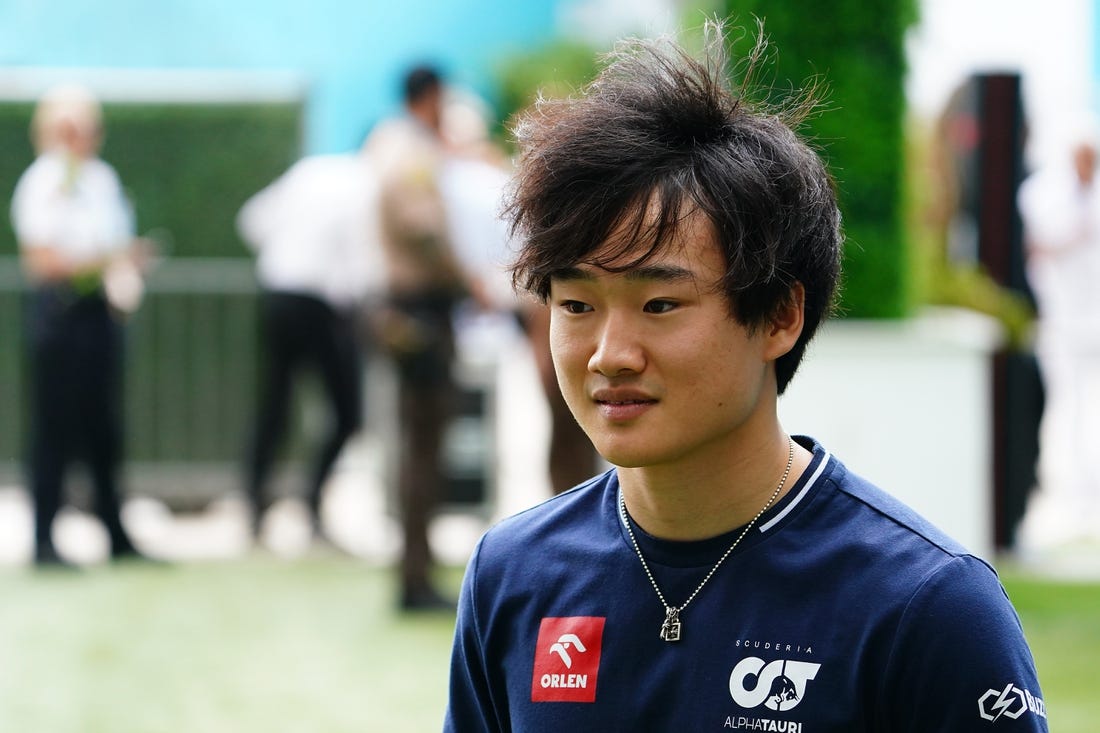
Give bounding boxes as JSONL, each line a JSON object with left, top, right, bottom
{"left": 618, "top": 436, "right": 794, "bottom": 643}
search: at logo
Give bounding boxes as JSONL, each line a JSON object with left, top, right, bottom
{"left": 531, "top": 617, "right": 605, "bottom": 703}
{"left": 729, "top": 657, "right": 821, "bottom": 712}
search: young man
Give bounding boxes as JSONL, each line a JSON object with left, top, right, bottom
{"left": 444, "top": 25, "right": 1048, "bottom": 732}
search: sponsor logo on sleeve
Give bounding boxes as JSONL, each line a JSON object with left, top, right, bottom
{"left": 978, "top": 683, "right": 1046, "bottom": 723}
{"left": 531, "top": 616, "right": 606, "bottom": 703}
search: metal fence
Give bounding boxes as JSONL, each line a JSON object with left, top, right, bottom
{"left": 0, "top": 257, "right": 262, "bottom": 506}
{"left": 0, "top": 257, "right": 493, "bottom": 511}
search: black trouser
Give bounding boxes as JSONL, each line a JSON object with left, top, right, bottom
{"left": 384, "top": 291, "right": 458, "bottom": 595}
{"left": 246, "top": 291, "right": 363, "bottom": 527}
{"left": 26, "top": 286, "right": 130, "bottom": 555}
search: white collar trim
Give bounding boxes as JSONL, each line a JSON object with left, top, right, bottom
{"left": 757, "top": 451, "right": 831, "bottom": 534}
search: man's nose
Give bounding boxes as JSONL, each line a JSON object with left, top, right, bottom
{"left": 588, "top": 313, "right": 645, "bottom": 376}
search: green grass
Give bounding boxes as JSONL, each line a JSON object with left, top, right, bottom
{"left": 1002, "top": 572, "right": 1100, "bottom": 733}
{"left": 1, "top": 559, "right": 1096, "bottom": 732}
{"left": 0, "top": 558, "right": 460, "bottom": 733}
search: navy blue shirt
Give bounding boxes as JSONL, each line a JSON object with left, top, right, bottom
{"left": 446, "top": 438, "right": 1048, "bottom": 731}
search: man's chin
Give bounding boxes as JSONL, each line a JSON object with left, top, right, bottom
{"left": 593, "top": 446, "right": 655, "bottom": 470}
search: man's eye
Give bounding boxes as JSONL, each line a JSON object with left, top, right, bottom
{"left": 560, "top": 300, "right": 593, "bottom": 314}
{"left": 643, "top": 299, "right": 677, "bottom": 314}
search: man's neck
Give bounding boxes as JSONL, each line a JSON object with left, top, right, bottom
{"left": 617, "top": 429, "right": 812, "bottom": 541}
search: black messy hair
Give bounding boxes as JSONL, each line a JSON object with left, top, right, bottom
{"left": 506, "top": 20, "right": 842, "bottom": 393}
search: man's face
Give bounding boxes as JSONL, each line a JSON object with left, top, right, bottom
{"left": 58, "top": 117, "right": 101, "bottom": 159}
{"left": 548, "top": 211, "right": 792, "bottom": 471}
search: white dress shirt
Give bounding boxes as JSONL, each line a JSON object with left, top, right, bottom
{"left": 11, "top": 152, "right": 134, "bottom": 263}
{"left": 237, "top": 153, "right": 383, "bottom": 308}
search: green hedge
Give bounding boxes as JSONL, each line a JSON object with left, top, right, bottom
{"left": 0, "top": 101, "right": 303, "bottom": 258}
{"left": 495, "top": 7, "right": 918, "bottom": 319}
{"left": 0, "top": 102, "right": 303, "bottom": 473}
{"left": 724, "top": 0, "right": 919, "bottom": 317}
{"left": 493, "top": 39, "right": 603, "bottom": 145}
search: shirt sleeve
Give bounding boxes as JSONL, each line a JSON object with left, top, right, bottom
{"left": 880, "top": 555, "right": 1049, "bottom": 731}
{"left": 236, "top": 170, "right": 289, "bottom": 253}
{"left": 444, "top": 537, "right": 507, "bottom": 733}
{"left": 11, "top": 163, "right": 45, "bottom": 245}
{"left": 10, "top": 159, "right": 69, "bottom": 247}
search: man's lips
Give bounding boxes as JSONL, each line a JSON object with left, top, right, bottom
{"left": 591, "top": 389, "right": 657, "bottom": 420}
{"left": 591, "top": 389, "right": 657, "bottom": 405}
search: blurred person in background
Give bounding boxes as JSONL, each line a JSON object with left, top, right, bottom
{"left": 11, "top": 84, "right": 152, "bottom": 568}
{"left": 363, "top": 64, "right": 484, "bottom": 610}
{"left": 438, "top": 90, "right": 600, "bottom": 497}
{"left": 237, "top": 147, "right": 380, "bottom": 550}
{"left": 519, "top": 303, "right": 601, "bottom": 494}
{"left": 436, "top": 88, "right": 514, "bottom": 310}
{"left": 1017, "top": 132, "right": 1100, "bottom": 541}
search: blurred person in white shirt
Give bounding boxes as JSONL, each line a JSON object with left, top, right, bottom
{"left": 11, "top": 84, "right": 150, "bottom": 567}
{"left": 1017, "top": 133, "right": 1100, "bottom": 540}
{"left": 237, "top": 149, "right": 382, "bottom": 549}
{"left": 437, "top": 91, "right": 599, "bottom": 496}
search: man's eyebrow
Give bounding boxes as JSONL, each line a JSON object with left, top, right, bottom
{"left": 625, "top": 265, "right": 695, "bottom": 283}
{"left": 549, "top": 264, "right": 696, "bottom": 282}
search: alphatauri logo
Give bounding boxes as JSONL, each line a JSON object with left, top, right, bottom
{"left": 531, "top": 617, "right": 605, "bottom": 703}
{"left": 729, "top": 657, "right": 821, "bottom": 712}
{"left": 978, "top": 683, "right": 1047, "bottom": 723}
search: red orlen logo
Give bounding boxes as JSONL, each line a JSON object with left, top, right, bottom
{"left": 531, "top": 616, "right": 606, "bottom": 703}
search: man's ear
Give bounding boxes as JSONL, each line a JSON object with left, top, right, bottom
{"left": 764, "top": 282, "right": 805, "bottom": 361}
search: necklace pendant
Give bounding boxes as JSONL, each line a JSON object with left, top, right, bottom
{"left": 660, "top": 606, "right": 682, "bottom": 642}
